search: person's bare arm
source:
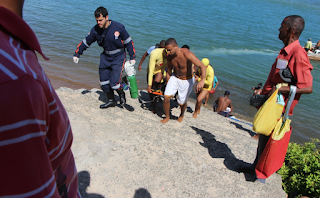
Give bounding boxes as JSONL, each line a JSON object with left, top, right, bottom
{"left": 138, "top": 51, "right": 148, "bottom": 72}
{"left": 214, "top": 98, "right": 218, "bottom": 104}
{"left": 166, "top": 58, "right": 173, "bottom": 83}
{"left": 186, "top": 52, "right": 206, "bottom": 92}
{"left": 229, "top": 100, "right": 233, "bottom": 112}
{"left": 279, "top": 85, "right": 313, "bottom": 94}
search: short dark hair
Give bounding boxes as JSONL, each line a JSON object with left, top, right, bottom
{"left": 181, "top": 45, "right": 190, "bottom": 49}
{"left": 165, "top": 38, "right": 177, "bottom": 46}
{"left": 159, "top": 40, "right": 166, "bottom": 48}
{"left": 284, "top": 15, "right": 305, "bottom": 37}
{"left": 95, "top": 7, "right": 108, "bottom": 18}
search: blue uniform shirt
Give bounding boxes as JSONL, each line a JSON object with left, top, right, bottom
{"left": 74, "top": 20, "right": 135, "bottom": 60}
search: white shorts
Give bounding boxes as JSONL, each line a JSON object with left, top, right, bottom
{"left": 164, "top": 75, "right": 195, "bottom": 105}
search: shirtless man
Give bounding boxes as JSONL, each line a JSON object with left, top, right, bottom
{"left": 160, "top": 38, "right": 206, "bottom": 123}
{"left": 214, "top": 91, "right": 233, "bottom": 117}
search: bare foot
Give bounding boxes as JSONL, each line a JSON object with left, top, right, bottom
{"left": 204, "top": 103, "right": 207, "bottom": 106}
{"left": 177, "top": 116, "right": 184, "bottom": 122}
{"left": 193, "top": 112, "right": 197, "bottom": 118}
{"left": 160, "top": 117, "right": 170, "bottom": 124}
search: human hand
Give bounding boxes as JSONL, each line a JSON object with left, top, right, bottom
{"left": 147, "top": 85, "right": 152, "bottom": 93}
{"left": 73, "top": 56, "right": 79, "bottom": 63}
{"left": 130, "top": 59, "right": 136, "bottom": 65}
{"left": 197, "top": 80, "right": 205, "bottom": 92}
{"left": 138, "top": 64, "right": 142, "bottom": 72}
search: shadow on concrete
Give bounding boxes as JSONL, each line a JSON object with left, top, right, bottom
{"left": 229, "top": 121, "right": 257, "bottom": 137}
{"left": 133, "top": 188, "right": 152, "bottom": 198}
{"left": 81, "top": 89, "right": 135, "bottom": 111}
{"left": 191, "top": 126, "right": 257, "bottom": 182}
{"left": 78, "top": 171, "right": 104, "bottom": 198}
{"left": 138, "top": 90, "right": 180, "bottom": 119}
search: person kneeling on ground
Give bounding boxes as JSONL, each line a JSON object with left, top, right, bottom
{"left": 213, "top": 90, "right": 233, "bottom": 117}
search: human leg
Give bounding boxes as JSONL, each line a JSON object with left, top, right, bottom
{"left": 109, "top": 55, "right": 126, "bottom": 105}
{"left": 160, "top": 96, "right": 171, "bottom": 124}
{"left": 100, "top": 89, "right": 116, "bottom": 108}
{"left": 204, "top": 91, "right": 209, "bottom": 106}
{"left": 160, "top": 76, "right": 178, "bottom": 123}
{"left": 236, "top": 134, "right": 270, "bottom": 173}
{"left": 99, "top": 57, "right": 115, "bottom": 109}
{"left": 193, "top": 89, "right": 208, "bottom": 118}
{"left": 177, "top": 102, "right": 187, "bottom": 122}
{"left": 175, "top": 77, "right": 194, "bottom": 121}
{"left": 116, "top": 88, "right": 126, "bottom": 106}
{"left": 253, "top": 134, "right": 270, "bottom": 167}
{"left": 152, "top": 72, "right": 163, "bottom": 91}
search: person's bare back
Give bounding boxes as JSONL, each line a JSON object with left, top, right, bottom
{"left": 215, "top": 97, "right": 232, "bottom": 112}
{"left": 214, "top": 91, "right": 233, "bottom": 113}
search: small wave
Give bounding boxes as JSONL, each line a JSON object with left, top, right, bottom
{"left": 193, "top": 48, "right": 278, "bottom": 56}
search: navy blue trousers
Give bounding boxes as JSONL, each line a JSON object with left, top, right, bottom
{"left": 99, "top": 52, "right": 126, "bottom": 93}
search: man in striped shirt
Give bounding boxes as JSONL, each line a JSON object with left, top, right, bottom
{"left": 0, "top": 1, "right": 79, "bottom": 197}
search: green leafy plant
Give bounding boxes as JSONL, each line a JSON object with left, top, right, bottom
{"left": 278, "top": 138, "right": 320, "bottom": 198}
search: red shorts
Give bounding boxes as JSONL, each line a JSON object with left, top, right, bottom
{"left": 209, "top": 89, "right": 215, "bottom": 94}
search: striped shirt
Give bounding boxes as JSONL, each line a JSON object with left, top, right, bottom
{"left": 0, "top": 6, "right": 79, "bottom": 198}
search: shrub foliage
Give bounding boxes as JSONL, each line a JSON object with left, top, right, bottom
{"left": 278, "top": 138, "right": 320, "bottom": 198}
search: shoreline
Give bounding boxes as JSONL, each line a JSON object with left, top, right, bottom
{"left": 41, "top": 57, "right": 315, "bottom": 145}
{"left": 56, "top": 87, "right": 286, "bottom": 197}
{"left": 41, "top": 58, "right": 255, "bottom": 126}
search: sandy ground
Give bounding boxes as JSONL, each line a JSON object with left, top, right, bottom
{"left": 56, "top": 87, "right": 287, "bottom": 198}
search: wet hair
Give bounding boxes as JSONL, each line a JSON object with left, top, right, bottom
{"left": 165, "top": 38, "right": 177, "bottom": 46}
{"left": 95, "top": 7, "right": 108, "bottom": 17}
{"left": 224, "top": 90, "right": 230, "bottom": 95}
{"left": 159, "top": 40, "right": 166, "bottom": 48}
{"left": 181, "top": 45, "right": 190, "bottom": 49}
{"left": 284, "top": 15, "right": 305, "bottom": 37}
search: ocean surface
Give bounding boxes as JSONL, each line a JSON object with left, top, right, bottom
{"left": 23, "top": 0, "right": 319, "bottom": 144}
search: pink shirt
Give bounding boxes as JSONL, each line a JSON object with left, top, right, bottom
{"left": 261, "top": 40, "right": 313, "bottom": 115}
{"left": 0, "top": 6, "right": 79, "bottom": 197}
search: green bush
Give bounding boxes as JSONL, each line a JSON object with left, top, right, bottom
{"left": 278, "top": 138, "right": 320, "bottom": 198}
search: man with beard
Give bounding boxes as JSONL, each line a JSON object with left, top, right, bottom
{"left": 160, "top": 38, "right": 206, "bottom": 123}
{"left": 73, "top": 6, "right": 136, "bottom": 108}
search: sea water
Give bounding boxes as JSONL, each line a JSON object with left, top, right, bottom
{"left": 23, "top": 0, "right": 320, "bottom": 144}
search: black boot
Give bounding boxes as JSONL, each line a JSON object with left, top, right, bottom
{"left": 116, "top": 89, "right": 126, "bottom": 106}
{"left": 100, "top": 91, "right": 116, "bottom": 109}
